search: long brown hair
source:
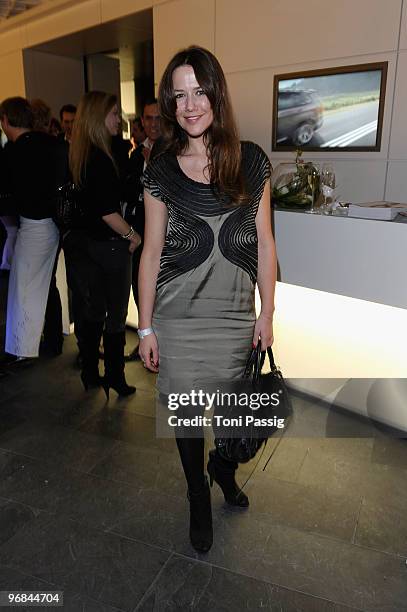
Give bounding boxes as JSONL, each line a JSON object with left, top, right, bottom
{"left": 158, "top": 46, "right": 248, "bottom": 205}
{"left": 69, "top": 91, "right": 117, "bottom": 185}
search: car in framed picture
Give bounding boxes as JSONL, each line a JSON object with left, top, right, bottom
{"left": 272, "top": 62, "right": 388, "bottom": 152}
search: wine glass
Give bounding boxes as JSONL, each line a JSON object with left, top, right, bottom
{"left": 320, "top": 163, "right": 336, "bottom": 214}
{"left": 307, "top": 163, "right": 320, "bottom": 213}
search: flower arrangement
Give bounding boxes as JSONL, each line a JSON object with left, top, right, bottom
{"left": 271, "top": 149, "right": 320, "bottom": 209}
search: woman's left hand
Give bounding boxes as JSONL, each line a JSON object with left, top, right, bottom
{"left": 252, "top": 312, "right": 274, "bottom": 350}
{"left": 128, "top": 232, "right": 142, "bottom": 253}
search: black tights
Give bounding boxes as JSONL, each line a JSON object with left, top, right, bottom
{"left": 175, "top": 435, "right": 239, "bottom": 494}
{"left": 175, "top": 436, "right": 206, "bottom": 494}
{"left": 169, "top": 397, "right": 238, "bottom": 494}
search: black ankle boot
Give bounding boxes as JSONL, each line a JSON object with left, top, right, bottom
{"left": 102, "top": 376, "right": 136, "bottom": 399}
{"left": 207, "top": 449, "right": 249, "bottom": 508}
{"left": 188, "top": 476, "right": 213, "bottom": 553}
{"left": 103, "top": 331, "right": 136, "bottom": 398}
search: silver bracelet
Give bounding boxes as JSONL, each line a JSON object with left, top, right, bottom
{"left": 121, "top": 226, "right": 135, "bottom": 240}
{"left": 137, "top": 327, "right": 154, "bottom": 339}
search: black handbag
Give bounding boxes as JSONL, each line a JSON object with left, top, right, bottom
{"left": 53, "top": 182, "right": 85, "bottom": 233}
{"left": 214, "top": 343, "right": 292, "bottom": 463}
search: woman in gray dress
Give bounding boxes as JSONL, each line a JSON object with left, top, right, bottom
{"left": 138, "top": 46, "right": 277, "bottom": 552}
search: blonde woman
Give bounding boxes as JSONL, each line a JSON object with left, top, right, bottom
{"left": 69, "top": 91, "right": 141, "bottom": 396}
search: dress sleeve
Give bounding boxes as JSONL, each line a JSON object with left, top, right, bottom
{"left": 241, "top": 141, "right": 271, "bottom": 210}
{"left": 259, "top": 148, "right": 271, "bottom": 189}
{"left": 143, "top": 157, "right": 164, "bottom": 203}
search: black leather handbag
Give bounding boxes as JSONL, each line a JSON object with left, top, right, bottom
{"left": 214, "top": 343, "right": 292, "bottom": 463}
{"left": 54, "top": 182, "right": 84, "bottom": 233}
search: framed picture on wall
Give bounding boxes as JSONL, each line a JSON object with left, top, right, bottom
{"left": 272, "top": 61, "right": 388, "bottom": 152}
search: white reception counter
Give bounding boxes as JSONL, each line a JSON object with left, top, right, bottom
{"left": 270, "top": 209, "right": 407, "bottom": 432}
{"left": 274, "top": 209, "right": 407, "bottom": 309}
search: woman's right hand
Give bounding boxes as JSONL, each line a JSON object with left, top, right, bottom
{"left": 138, "top": 332, "right": 159, "bottom": 372}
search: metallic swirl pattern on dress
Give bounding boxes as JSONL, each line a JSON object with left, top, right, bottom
{"left": 218, "top": 144, "right": 271, "bottom": 282}
{"left": 143, "top": 142, "right": 271, "bottom": 289}
{"left": 218, "top": 205, "right": 258, "bottom": 283}
{"left": 157, "top": 206, "right": 214, "bottom": 289}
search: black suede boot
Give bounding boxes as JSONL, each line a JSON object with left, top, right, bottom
{"left": 103, "top": 331, "right": 136, "bottom": 398}
{"left": 175, "top": 436, "right": 212, "bottom": 552}
{"left": 188, "top": 476, "right": 213, "bottom": 553}
{"left": 207, "top": 449, "right": 249, "bottom": 507}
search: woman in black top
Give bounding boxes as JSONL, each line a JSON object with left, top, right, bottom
{"left": 69, "top": 91, "right": 141, "bottom": 396}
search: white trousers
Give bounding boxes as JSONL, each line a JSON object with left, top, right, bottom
{"left": 6, "top": 216, "right": 59, "bottom": 357}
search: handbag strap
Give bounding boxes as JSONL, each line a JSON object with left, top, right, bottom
{"left": 244, "top": 342, "right": 276, "bottom": 384}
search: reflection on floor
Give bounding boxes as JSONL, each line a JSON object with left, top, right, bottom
{"left": 0, "top": 274, "right": 406, "bottom": 611}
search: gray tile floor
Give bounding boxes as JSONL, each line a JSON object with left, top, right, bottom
{"left": 0, "top": 277, "right": 406, "bottom": 611}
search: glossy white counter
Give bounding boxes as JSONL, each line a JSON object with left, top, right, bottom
{"left": 274, "top": 209, "right": 407, "bottom": 309}
{"left": 269, "top": 210, "right": 407, "bottom": 432}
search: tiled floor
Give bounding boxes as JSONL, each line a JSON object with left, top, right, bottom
{"left": 0, "top": 273, "right": 406, "bottom": 611}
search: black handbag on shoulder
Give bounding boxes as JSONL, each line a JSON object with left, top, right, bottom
{"left": 53, "top": 182, "right": 85, "bottom": 233}
{"left": 214, "top": 343, "right": 292, "bottom": 463}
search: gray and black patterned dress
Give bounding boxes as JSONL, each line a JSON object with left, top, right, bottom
{"left": 143, "top": 141, "right": 271, "bottom": 394}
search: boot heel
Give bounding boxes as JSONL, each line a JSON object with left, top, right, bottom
{"left": 105, "top": 381, "right": 135, "bottom": 397}
{"left": 103, "top": 332, "right": 136, "bottom": 398}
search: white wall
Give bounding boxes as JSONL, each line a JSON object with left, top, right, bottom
{"left": 0, "top": 50, "right": 25, "bottom": 98}
{"left": 23, "top": 49, "right": 84, "bottom": 117}
{"left": 153, "top": 0, "right": 215, "bottom": 88}
{"left": 86, "top": 54, "right": 121, "bottom": 104}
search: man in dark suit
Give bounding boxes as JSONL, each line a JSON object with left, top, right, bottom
{"left": 58, "top": 104, "right": 76, "bottom": 143}
{"left": 124, "top": 99, "right": 161, "bottom": 360}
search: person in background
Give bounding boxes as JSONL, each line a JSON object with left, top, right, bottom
{"left": 124, "top": 99, "right": 161, "bottom": 360}
{"left": 49, "top": 117, "right": 62, "bottom": 137}
{"left": 138, "top": 47, "right": 276, "bottom": 553}
{"left": 55, "top": 103, "right": 87, "bottom": 364}
{"left": 31, "top": 98, "right": 52, "bottom": 132}
{"left": 132, "top": 99, "right": 161, "bottom": 164}
{"left": 0, "top": 97, "right": 66, "bottom": 360}
{"left": 69, "top": 91, "right": 141, "bottom": 396}
{"left": 59, "top": 104, "right": 76, "bottom": 144}
{"left": 30, "top": 98, "right": 67, "bottom": 356}
{"left": 129, "top": 117, "right": 146, "bottom": 153}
